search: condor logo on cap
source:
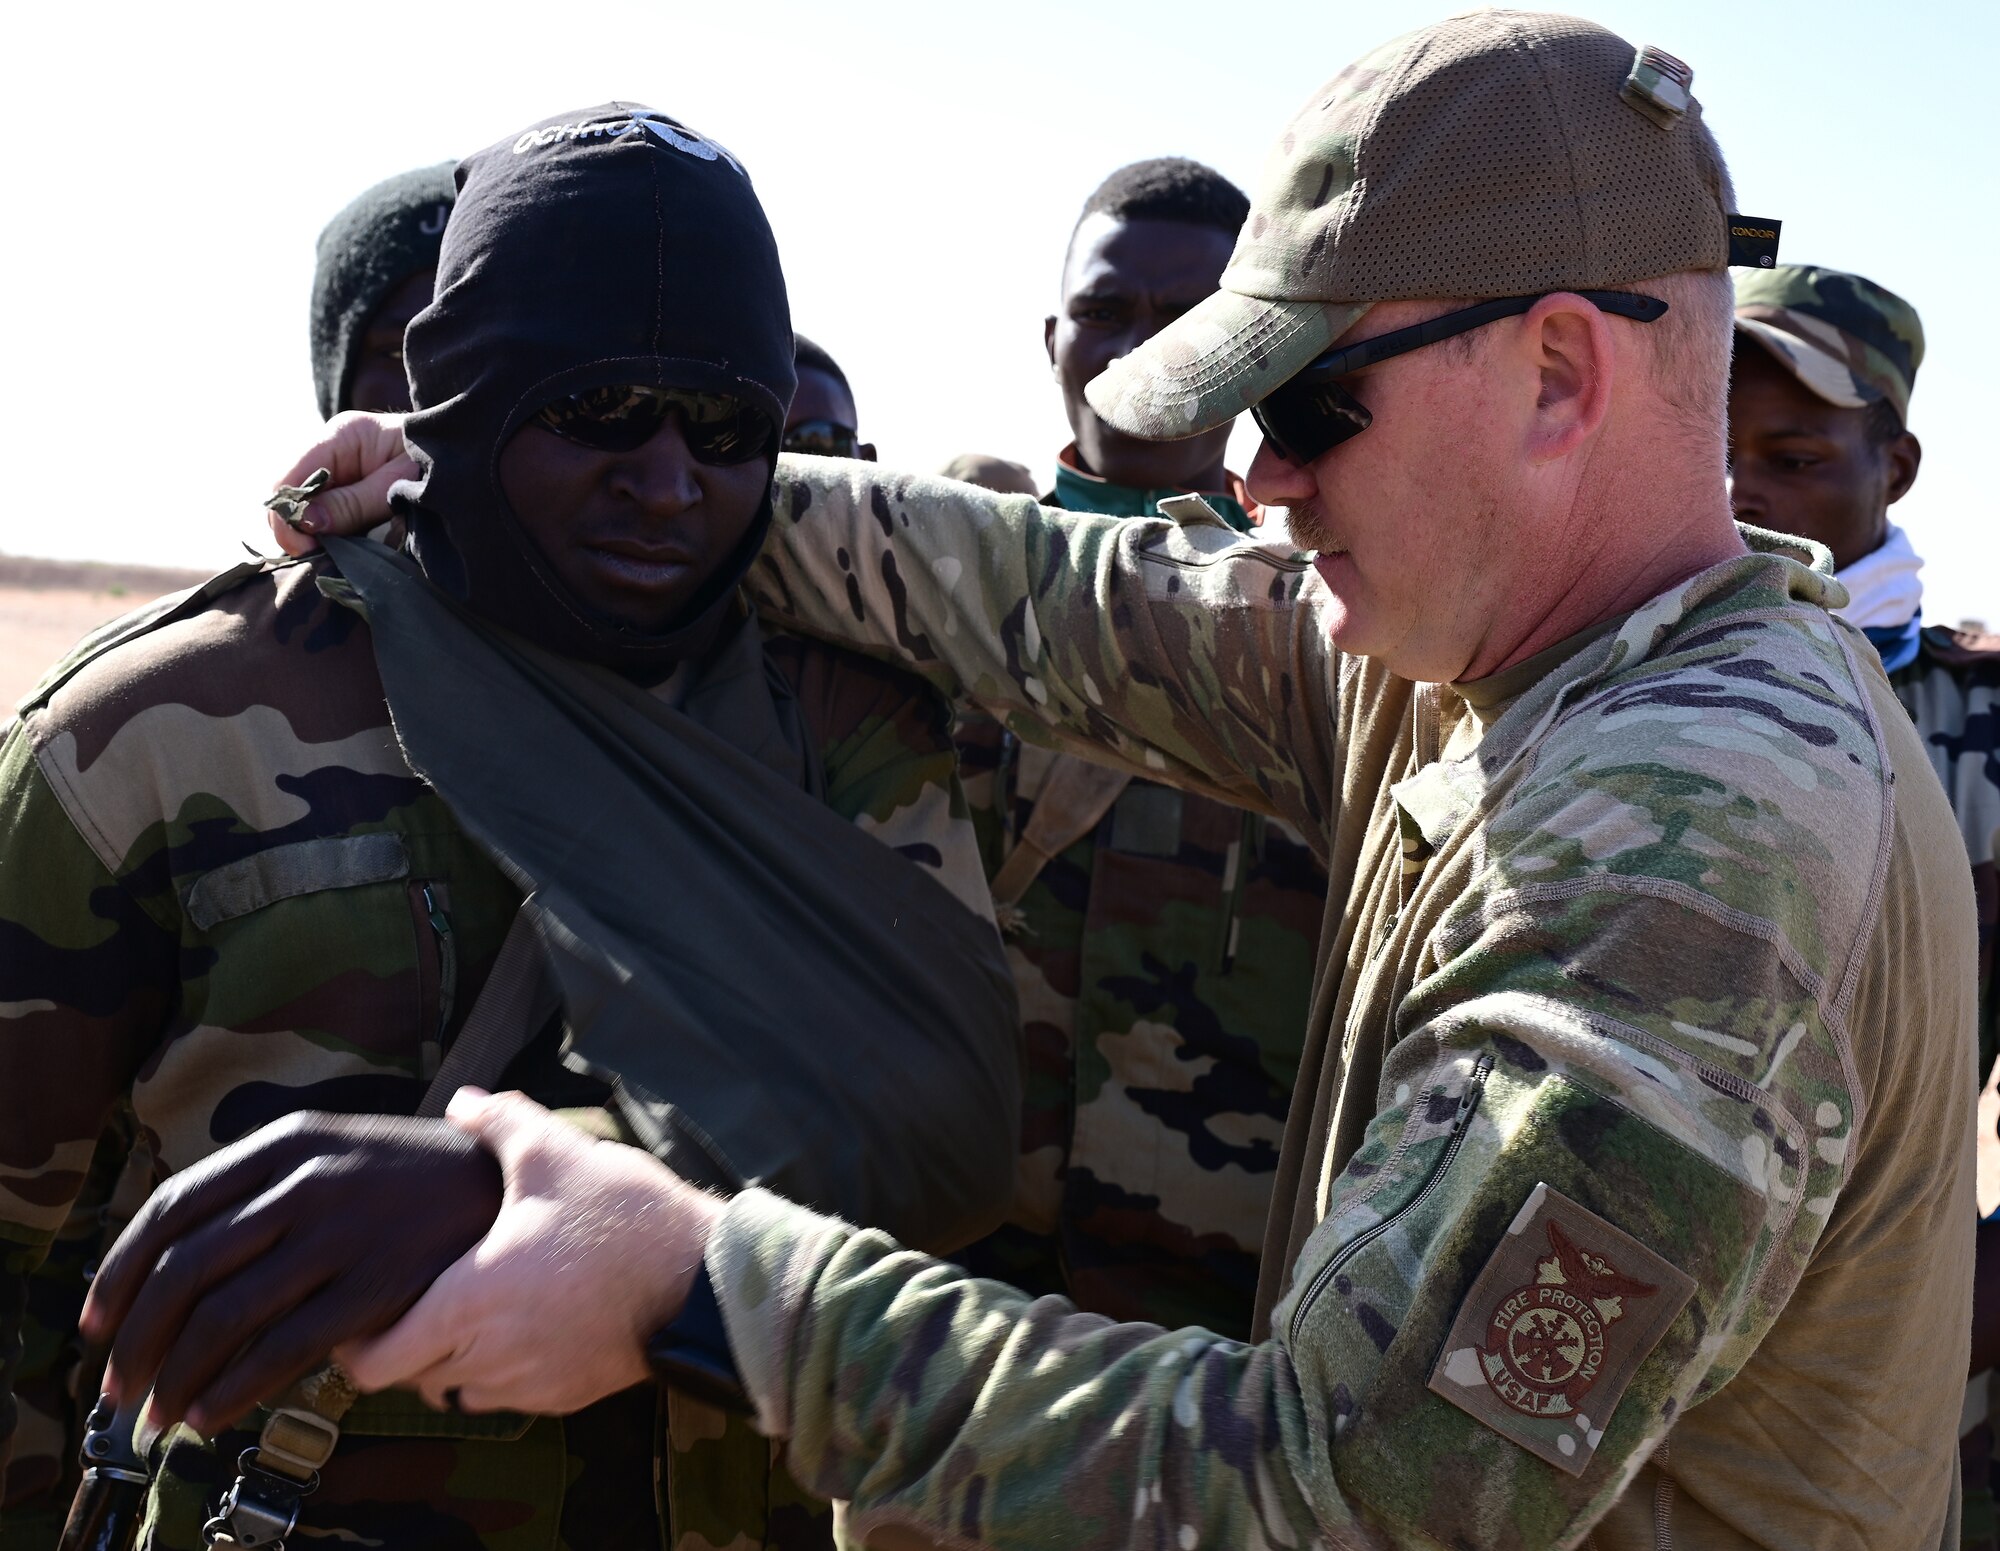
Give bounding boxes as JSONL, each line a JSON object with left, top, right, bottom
{"left": 512, "top": 110, "right": 743, "bottom": 173}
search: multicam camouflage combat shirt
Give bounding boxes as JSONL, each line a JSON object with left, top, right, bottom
{"left": 954, "top": 452, "right": 1327, "bottom": 1339}
{"left": 709, "top": 462, "right": 1977, "bottom": 1550}
{"left": 0, "top": 552, "right": 990, "bottom": 1551}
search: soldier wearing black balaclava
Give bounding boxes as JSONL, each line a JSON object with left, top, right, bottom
{"left": 1, "top": 104, "right": 1015, "bottom": 1551}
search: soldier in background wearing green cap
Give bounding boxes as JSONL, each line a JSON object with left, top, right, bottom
{"left": 1730, "top": 262, "right": 2000, "bottom": 1550}
{"left": 91, "top": 12, "right": 1983, "bottom": 1548}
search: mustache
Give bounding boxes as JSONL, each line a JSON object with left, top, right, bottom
{"left": 1286, "top": 498, "right": 1341, "bottom": 554}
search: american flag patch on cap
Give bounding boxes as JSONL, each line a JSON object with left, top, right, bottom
{"left": 1621, "top": 45, "right": 1693, "bottom": 128}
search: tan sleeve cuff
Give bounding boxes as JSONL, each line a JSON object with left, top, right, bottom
{"left": 705, "top": 1187, "right": 855, "bottom": 1440}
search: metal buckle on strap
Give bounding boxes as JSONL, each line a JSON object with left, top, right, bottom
{"left": 201, "top": 1450, "right": 317, "bottom": 1549}
{"left": 254, "top": 1404, "right": 344, "bottom": 1479}
{"left": 201, "top": 1363, "right": 355, "bottom": 1549}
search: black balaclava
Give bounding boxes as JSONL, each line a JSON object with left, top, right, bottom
{"left": 392, "top": 104, "right": 796, "bottom": 672}
{"left": 310, "top": 163, "right": 456, "bottom": 419}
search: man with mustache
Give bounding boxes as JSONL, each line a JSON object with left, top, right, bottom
{"left": 93, "top": 15, "right": 1980, "bottom": 1546}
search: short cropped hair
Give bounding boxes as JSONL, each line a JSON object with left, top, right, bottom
{"left": 794, "top": 334, "right": 849, "bottom": 391}
{"left": 1862, "top": 398, "right": 1906, "bottom": 448}
{"left": 1077, "top": 157, "right": 1249, "bottom": 238}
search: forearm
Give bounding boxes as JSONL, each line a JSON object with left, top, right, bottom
{"left": 756, "top": 460, "right": 1339, "bottom": 830}
{"left": 707, "top": 1190, "right": 1363, "bottom": 1550}
{"left": 707, "top": 888, "right": 1828, "bottom": 1549}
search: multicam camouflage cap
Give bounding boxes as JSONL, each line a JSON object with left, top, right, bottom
{"left": 1733, "top": 264, "right": 1924, "bottom": 422}
{"left": 1087, "top": 10, "right": 1733, "bottom": 440}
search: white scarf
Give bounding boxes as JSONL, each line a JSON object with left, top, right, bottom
{"left": 1834, "top": 523, "right": 1925, "bottom": 629}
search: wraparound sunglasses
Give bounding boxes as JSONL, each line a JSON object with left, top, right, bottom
{"left": 534, "top": 384, "right": 776, "bottom": 464}
{"left": 1251, "top": 290, "right": 1669, "bottom": 465}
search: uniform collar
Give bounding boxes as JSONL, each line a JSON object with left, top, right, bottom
{"left": 1392, "top": 526, "right": 1846, "bottom": 860}
{"left": 1050, "top": 444, "right": 1261, "bottom": 532}
{"left": 1452, "top": 611, "right": 1632, "bottom": 723}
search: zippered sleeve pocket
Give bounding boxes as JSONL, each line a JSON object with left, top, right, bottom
{"left": 1276, "top": 1027, "right": 1802, "bottom": 1549}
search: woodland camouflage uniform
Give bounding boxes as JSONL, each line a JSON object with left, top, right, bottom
{"left": 0, "top": 1120, "right": 147, "bottom": 1550}
{"left": 3, "top": 162, "right": 466, "bottom": 1550}
{"left": 0, "top": 553, "right": 990, "bottom": 1550}
{"left": 1903, "top": 624, "right": 2000, "bottom": 1551}
{"left": 954, "top": 454, "right": 1328, "bottom": 1339}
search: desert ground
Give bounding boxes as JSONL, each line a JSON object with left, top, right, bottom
{"left": 0, "top": 555, "right": 210, "bottom": 708}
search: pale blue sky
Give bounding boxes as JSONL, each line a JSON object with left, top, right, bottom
{"left": 6, "top": 0, "right": 1993, "bottom": 619}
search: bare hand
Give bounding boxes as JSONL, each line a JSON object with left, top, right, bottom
{"left": 79, "top": 1112, "right": 501, "bottom": 1437}
{"left": 336, "top": 1088, "right": 723, "bottom": 1415}
{"left": 266, "top": 410, "right": 416, "bottom": 554}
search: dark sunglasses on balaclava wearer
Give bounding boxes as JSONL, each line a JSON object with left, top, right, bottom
{"left": 390, "top": 103, "right": 797, "bottom": 676}
{"left": 535, "top": 384, "right": 777, "bottom": 462}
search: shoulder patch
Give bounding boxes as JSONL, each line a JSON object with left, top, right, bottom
{"left": 1427, "top": 1183, "right": 1694, "bottom": 1476}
